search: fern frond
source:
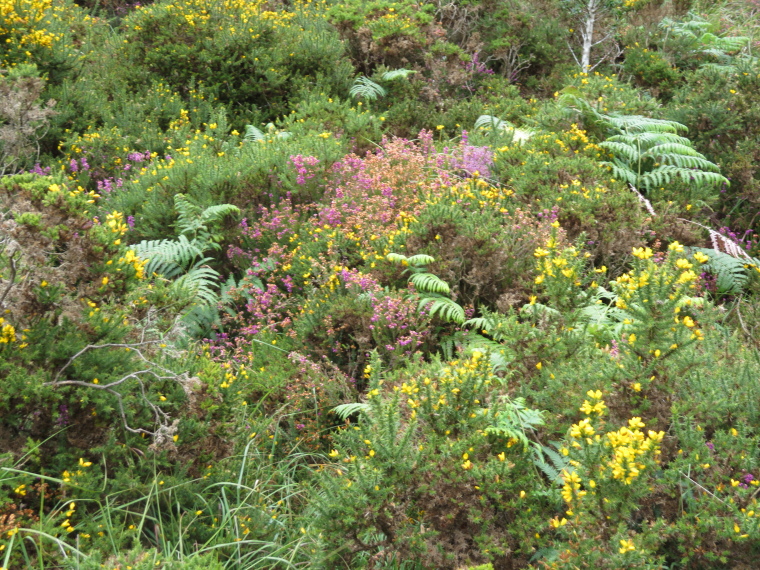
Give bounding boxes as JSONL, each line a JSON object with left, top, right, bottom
{"left": 609, "top": 132, "right": 692, "bottom": 146}
{"left": 404, "top": 254, "right": 435, "bottom": 267}
{"left": 600, "top": 162, "right": 638, "bottom": 185}
{"left": 463, "top": 316, "right": 490, "bottom": 331}
{"left": 332, "top": 402, "right": 370, "bottom": 420}
{"left": 410, "top": 273, "right": 450, "bottom": 294}
{"left": 638, "top": 166, "right": 728, "bottom": 189}
{"left": 474, "top": 115, "right": 513, "bottom": 131}
{"left": 244, "top": 124, "right": 265, "bottom": 142}
{"left": 534, "top": 444, "right": 571, "bottom": 484}
{"left": 641, "top": 142, "right": 703, "bottom": 158}
{"left": 386, "top": 252, "right": 408, "bottom": 265}
{"left": 174, "top": 264, "right": 220, "bottom": 305}
{"left": 604, "top": 114, "right": 687, "bottom": 134}
{"left": 419, "top": 295, "right": 465, "bottom": 324}
{"left": 598, "top": 141, "right": 641, "bottom": 163}
{"left": 174, "top": 194, "right": 202, "bottom": 233}
{"left": 690, "top": 247, "right": 757, "bottom": 295}
{"left": 700, "top": 63, "right": 738, "bottom": 74}
{"left": 200, "top": 203, "right": 241, "bottom": 226}
{"left": 135, "top": 234, "right": 203, "bottom": 278}
{"left": 349, "top": 76, "right": 386, "bottom": 101}
{"left": 381, "top": 68, "right": 416, "bottom": 81}
{"left": 700, "top": 33, "right": 749, "bottom": 53}
{"left": 474, "top": 115, "right": 533, "bottom": 144}
{"left": 521, "top": 302, "right": 561, "bottom": 319}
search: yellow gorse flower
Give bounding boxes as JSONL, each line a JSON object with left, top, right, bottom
{"left": 632, "top": 247, "right": 653, "bottom": 260}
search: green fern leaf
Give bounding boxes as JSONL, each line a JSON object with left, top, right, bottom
{"left": 386, "top": 252, "right": 408, "bottom": 264}
{"left": 349, "top": 76, "right": 386, "bottom": 101}
{"left": 404, "top": 254, "right": 435, "bottom": 267}
{"left": 381, "top": 68, "right": 416, "bottom": 81}
{"left": 332, "top": 402, "right": 370, "bottom": 420}
{"left": 174, "top": 264, "right": 220, "bottom": 305}
{"left": 419, "top": 296, "right": 465, "bottom": 324}
{"left": 244, "top": 125, "right": 265, "bottom": 142}
{"left": 474, "top": 115, "right": 513, "bottom": 131}
{"left": 533, "top": 444, "right": 571, "bottom": 484}
{"left": 691, "top": 247, "right": 753, "bottom": 295}
{"left": 598, "top": 141, "right": 641, "bottom": 163}
{"left": 200, "top": 204, "right": 241, "bottom": 225}
{"left": 410, "top": 273, "right": 450, "bottom": 294}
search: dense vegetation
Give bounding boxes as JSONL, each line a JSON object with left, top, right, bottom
{"left": 1, "top": 0, "right": 760, "bottom": 567}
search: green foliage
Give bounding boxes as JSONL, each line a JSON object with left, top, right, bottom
{"left": 120, "top": 0, "right": 353, "bottom": 124}
{"left": 561, "top": 90, "right": 729, "bottom": 196}
{"left": 134, "top": 195, "right": 240, "bottom": 333}
{"left": 386, "top": 252, "right": 464, "bottom": 323}
{"left": 622, "top": 42, "right": 681, "bottom": 98}
{"left": 660, "top": 12, "right": 752, "bottom": 71}
{"left": 4, "top": 1, "right": 760, "bottom": 568}
{"left": 691, "top": 247, "right": 760, "bottom": 296}
{"left": 311, "top": 355, "right": 552, "bottom": 567}
{"left": 664, "top": 65, "right": 760, "bottom": 227}
{"left": 350, "top": 76, "right": 388, "bottom": 101}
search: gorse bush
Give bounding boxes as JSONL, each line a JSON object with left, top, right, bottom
{"left": 121, "top": 0, "right": 353, "bottom": 124}
{"left": 312, "top": 353, "right": 551, "bottom": 569}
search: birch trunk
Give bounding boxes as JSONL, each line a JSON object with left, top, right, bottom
{"left": 581, "top": 0, "right": 598, "bottom": 71}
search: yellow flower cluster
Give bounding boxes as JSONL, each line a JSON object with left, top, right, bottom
{"left": 533, "top": 231, "right": 581, "bottom": 291}
{"left": 59, "top": 501, "right": 77, "bottom": 534}
{"left": 0, "top": 318, "right": 16, "bottom": 344}
{"left": 0, "top": 0, "right": 63, "bottom": 66}
{"left": 605, "top": 417, "right": 664, "bottom": 484}
{"left": 614, "top": 243, "right": 700, "bottom": 307}
{"left": 560, "top": 468, "right": 585, "bottom": 505}
{"left": 105, "top": 211, "right": 128, "bottom": 238}
{"left": 129, "top": 0, "right": 316, "bottom": 35}
{"left": 118, "top": 250, "right": 148, "bottom": 280}
{"left": 566, "top": 390, "right": 665, "bottom": 486}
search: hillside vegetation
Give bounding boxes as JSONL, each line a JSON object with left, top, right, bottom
{"left": 2, "top": 0, "right": 760, "bottom": 568}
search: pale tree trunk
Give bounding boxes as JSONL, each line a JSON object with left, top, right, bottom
{"left": 580, "top": 0, "right": 598, "bottom": 71}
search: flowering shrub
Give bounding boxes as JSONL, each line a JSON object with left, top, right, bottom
{"left": 313, "top": 353, "right": 550, "bottom": 568}
{"left": 544, "top": 390, "right": 666, "bottom": 568}
{"left": 492, "top": 121, "right": 648, "bottom": 266}
{"left": 0, "top": 0, "right": 77, "bottom": 74}
{"left": 121, "top": 0, "right": 352, "bottom": 123}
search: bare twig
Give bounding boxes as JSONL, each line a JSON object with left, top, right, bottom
{"left": 47, "top": 341, "right": 189, "bottom": 439}
{"left": 678, "top": 470, "right": 729, "bottom": 505}
{"left": 629, "top": 183, "right": 657, "bottom": 216}
{"left": 0, "top": 249, "right": 18, "bottom": 309}
{"left": 52, "top": 341, "right": 165, "bottom": 383}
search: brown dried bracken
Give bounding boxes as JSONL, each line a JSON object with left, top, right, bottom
{"left": 0, "top": 73, "right": 56, "bottom": 176}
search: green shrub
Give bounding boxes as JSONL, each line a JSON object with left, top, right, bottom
{"left": 120, "top": 0, "right": 353, "bottom": 124}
